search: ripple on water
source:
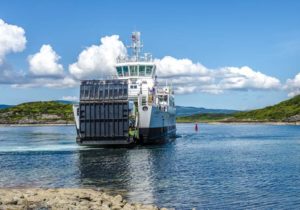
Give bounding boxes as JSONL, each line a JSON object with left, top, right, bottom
{"left": 0, "top": 124, "right": 300, "bottom": 209}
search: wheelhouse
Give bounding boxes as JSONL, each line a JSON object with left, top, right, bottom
{"left": 116, "top": 63, "right": 156, "bottom": 78}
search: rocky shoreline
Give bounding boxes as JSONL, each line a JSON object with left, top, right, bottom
{"left": 0, "top": 188, "right": 166, "bottom": 210}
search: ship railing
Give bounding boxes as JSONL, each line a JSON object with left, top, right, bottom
{"left": 80, "top": 74, "right": 119, "bottom": 82}
{"left": 117, "top": 54, "right": 153, "bottom": 63}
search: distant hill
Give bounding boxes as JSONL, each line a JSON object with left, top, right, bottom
{"left": 176, "top": 113, "right": 231, "bottom": 123}
{"left": 0, "top": 101, "right": 73, "bottom": 124}
{"left": 54, "top": 100, "right": 78, "bottom": 105}
{"left": 177, "top": 95, "right": 300, "bottom": 123}
{"left": 0, "top": 104, "right": 13, "bottom": 110}
{"left": 176, "top": 106, "right": 238, "bottom": 116}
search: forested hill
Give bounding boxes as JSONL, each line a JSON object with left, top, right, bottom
{"left": 0, "top": 101, "right": 73, "bottom": 124}
{"left": 177, "top": 95, "right": 300, "bottom": 123}
{"left": 233, "top": 95, "right": 300, "bottom": 122}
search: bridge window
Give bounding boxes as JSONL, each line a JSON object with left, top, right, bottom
{"left": 130, "top": 66, "right": 138, "bottom": 76}
{"left": 146, "top": 66, "right": 153, "bottom": 76}
{"left": 139, "top": 65, "right": 145, "bottom": 76}
{"left": 130, "top": 85, "right": 138, "bottom": 89}
{"left": 123, "top": 66, "right": 129, "bottom": 76}
{"left": 116, "top": 67, "right": 123, "bottom": 76}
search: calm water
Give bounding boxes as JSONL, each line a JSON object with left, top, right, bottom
{"left": 0, "top": 124, "right": 300, "bottom": 209}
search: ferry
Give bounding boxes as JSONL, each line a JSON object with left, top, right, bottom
{"left": 73, "top": 32, "right": 176, "bottom": 146}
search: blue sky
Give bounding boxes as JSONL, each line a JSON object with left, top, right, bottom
{"left": 1, "top": 0, "right": 300, "bottom": 109}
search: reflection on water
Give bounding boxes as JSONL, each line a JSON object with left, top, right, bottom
{"left": 77, "top": 145, "right": 174, "bottom": 204}
{"left": 0, "top": 124, "right": 300, "bottom": 209}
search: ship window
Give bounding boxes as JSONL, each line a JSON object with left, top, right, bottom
{"left": 130, "top": 85, "right": 138, "bottom": 89}
{"left": 138, "top": 65, "right": 145, "bottom": 76}
{"left": 113, "top": 89, "right": 117, "bottom": 98}
{"left": 123, "top": 66, "right": 129, "bottom": 76}
{"left": 91, "top": 85, "right": 96, "bottom": 99}
{"left": 84, "top": 86, "right": 90, "bottom": 98}
{"left": 116, "top": 67, "right": 123, "bottom": 76}
{"left": 158, "top": 95, "right": 168, "bottom": 102}
{"left": 142, "top": 96, "right": 147, "bottom": 106}
{"left": 130, "top": 66, "right": 138, "bottom": 76}
{"left": 146, "top": 66, "right": 153, "bottom": 76}
{"left": 109, "top": 89, "right": 113, "bottom": 98}
{"left": 80, "top": 86, "right": 85, "bottom": 99}
{"left": 164, "top": 95, "right": 168, "bottom": 102}
{"left": 99, "top": 89, "right": 103, "bottom": 99}
{"left": 105, "top": 88, "right": 108, "bottom": 98}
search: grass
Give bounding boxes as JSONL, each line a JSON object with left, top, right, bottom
{"left": 0, "top": 101, "right": 73, "bottom": 124}
{"left": 177, "top": 95, "right": 300, "bottom": 123}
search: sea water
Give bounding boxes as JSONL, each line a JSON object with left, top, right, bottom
{"left": 0, "top": 124, "right": 299, "bottom": 209}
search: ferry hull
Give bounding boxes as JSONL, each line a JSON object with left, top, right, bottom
{"left": 74, "top": 80, "right": 176, "bottom": 147}
{"left": 139, "top": 125, "right": 176, "bottom": 144}
{"left": 137, "top": 105, "right": 176, "bottom": 144}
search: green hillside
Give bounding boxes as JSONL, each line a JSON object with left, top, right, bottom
{"left": 0, "top": 101, "right": 74, "bottom": 124}
{"left": 233, "top": 95, "right": 300, "bottom": 122}
{"left": 177, "top": 95, "right": 300, "bottom": 123}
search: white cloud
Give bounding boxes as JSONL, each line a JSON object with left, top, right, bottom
{"left": 0, "top": 20, "right": 76, "bottom": 88}
{"left": 155, "top": 56, "right": 281, "bottom": 94}
{"left": 12, "top": 76, "right": 78, "bottom": 88}
{"left": 217, "top": 66, "right": 281, "bottom": 90}
{"left": 62, "top": 96, "right": 79, "bottom": 101}
{"left": 155, "top": 56, "right": 208, "bottom": 77}
{"left": 28, "top": 44, "right": 64, "bottom": 76}
{"left": 0, "top": 27, "right": 286, "bottom": 96}
{"left": 0, "top": 19, "right": 26, "bottom": 64}
{"left": 69, "top": 35, "right": 126, "bottom": 79}
{"left": 285, "top": 73, "right": 300, "bottom": 97}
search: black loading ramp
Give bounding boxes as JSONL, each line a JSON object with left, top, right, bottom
{"left": 77, "top": 80, "right": 132, "bottom": 146}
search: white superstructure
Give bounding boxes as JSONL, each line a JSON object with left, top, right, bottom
{"left": 115, "top": 32, "right": 176, "bottom": 142}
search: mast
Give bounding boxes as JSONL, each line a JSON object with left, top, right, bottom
{"left": 128, "top": 31, "right": 143, "bottom": 61}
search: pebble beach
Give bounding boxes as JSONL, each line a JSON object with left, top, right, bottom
{"left": 0, "top": 188, "right": 165, "bottom": 210}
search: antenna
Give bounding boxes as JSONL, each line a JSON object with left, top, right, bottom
{"left": 128, "top": 31, "right": 143, "bottom": 61}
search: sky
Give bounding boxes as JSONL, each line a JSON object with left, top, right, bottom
{"left": 0, "top": 0, "right": 300, "bottom": 110}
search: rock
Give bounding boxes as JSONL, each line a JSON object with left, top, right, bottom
{"left": 113, "top": 194, "right": 123, "bottom": 203}
{"left": 71, "top": 201, "right": 78, "bottom": 206}
{"left": 0, "top": 188, "right": 160, "bottom": 210}
{"left": 100, "top": 205, "right": 111, "bottom": 210}
{"left": 80, "top": 200, "right": 89, "bottom": 206}
{"left": 140, "top": 204, "right": 158, "bottom": 210}
{"left": 112, "top": 206, "right": 122, "bottom": 210}
{"left": 3, "top": 198, "right": 18, "bottom": 205}
{"left": 102, "top": 200, "right": 112, "bottom": 208}
{"left": 29, "top": 204, "right": 37, "bottom": 209}
{"left": 123, "top": 203, "right": 134, "bottom": 210}
{"left": 284, "top": 114, "right": 300, "bottom": 122}
{"left": 80, "top": 196, "right": 92, "bottom": 201}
